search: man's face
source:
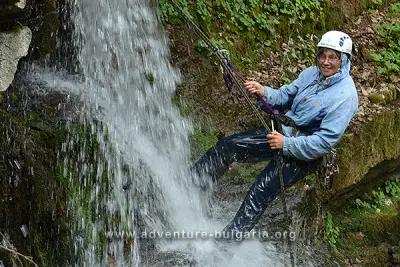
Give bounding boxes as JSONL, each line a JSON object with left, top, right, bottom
{"left": 317, "top": 49, "right": 341, "bottom": 77}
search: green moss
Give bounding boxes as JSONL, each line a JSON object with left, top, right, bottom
{"left": 0, "top": 107, "right": 70, "bottom": 266}
{"left": 331, "top": 109, "right": 400, "bottom": 197}
{"left": 55, "top": 122, "right": 115, "bottom": 263}
{"left": 384, "top": 86, "right": 398, "bottom": 101}
{"left": 368, "top": 93, "right": 386, "bottom": 104}
{"left": 172, "top": 84, "right": 191, "bottom": 117}
{"left": 299, "top": 175, "right": 400, "bottom": 266}
{"left": 367, "top": 87, "right": 398, "bottom": 105}
{"left": 190, "top": 125, "right": 218, "bottom": 160}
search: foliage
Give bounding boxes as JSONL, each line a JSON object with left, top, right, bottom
{"left": 387, "top": 2, "right": 400, "bottom": 18}
{"left": 158, "top": 0, "right": 323, "bottom": 34}
{"left": 324, "top": 211, "right": 340, "bottom": 249}
{"left": 274, "top": 33, "right": 318, "bottom": 83}
{"left": 354, "top": 177, "right": 400, "bottom": 211}
{"left": 384, "top": 177, "right": 400, "bottom": 200}
{"left": 355, "top": 190, "right": 386, "bottom": 210}
{"left": 332, "top": 175, "right": 400, "bottom": 265}
{"left": 235, "top": 161, "right": 269, "bottom": 184}
{"left": 157, "top": 0, "right": 325, "bottom": 68}
{"left": 370, "top": 3, "right": 400, "bottom": 74}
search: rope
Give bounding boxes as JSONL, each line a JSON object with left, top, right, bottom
{"left": 276, "top": 152, "right": 295, "bottom": 267}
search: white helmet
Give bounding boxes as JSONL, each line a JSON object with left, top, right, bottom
{"left": 317, "top": 31, "right": 352, "bottom": 55}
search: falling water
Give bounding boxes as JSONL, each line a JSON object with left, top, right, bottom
{"left": 67, "top": 0, "right": 204, "bottom": 265}
{"left": 34, "top": 0, "right": 286, "bottom": 266}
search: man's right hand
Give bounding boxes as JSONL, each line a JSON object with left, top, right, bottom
{"left": 244, "top": 81, "right": 265, "bottom": 97}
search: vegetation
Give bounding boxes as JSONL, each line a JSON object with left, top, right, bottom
{"left": 328, "top": 177, "right": 400, "bottom": 264}
{"left": 354, "top": 177, "right": 400, "bottom": 210}
{"left": 159, "top": 0, "right": 324, "bottom": 33}
{"left": 190, "top": 126, "right": 219, "bottom": 160}
{"left": 324, "top": 211, "right": 340, "bottom": 249}
{"left": 370, "top": 3, "right": 400, "bottom": 75}
{"left": 162, "top": 2, "right": 400, "bottom": 265}
{"left": 57, "top": 123, "right": 114, "bottom": 262}
{"left": 158, "top": 0, "right": 327, "bottom": 69}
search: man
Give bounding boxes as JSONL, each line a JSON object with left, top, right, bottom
{"left": 192, "top": 31, "right": 358, "bottom": 235}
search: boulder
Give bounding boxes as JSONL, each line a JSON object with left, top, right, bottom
{"left": 0, "top": 26, "right": 32, "bottom": 91}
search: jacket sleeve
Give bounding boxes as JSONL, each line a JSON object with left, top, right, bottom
{"left": 262, "top": 69, "right": 307, "bottom": 109}
{"left": 282, "top": 94, "right": 358, "bottom": 161}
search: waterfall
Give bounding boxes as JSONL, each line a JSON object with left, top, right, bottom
{"left": 33, "top": 0, "right": 284, "bottom": 266}
{"left": 68, "top": 0, "right": 204, "bottom": 265}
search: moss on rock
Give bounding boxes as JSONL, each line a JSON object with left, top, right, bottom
{"left": 0, "top": 88, "right": 70, "bottom": 266}
{"left": 329, "top": 109, "right": 400, "bottom": 201}
{"left": 368, "top": 93, "right": 386, "bottom": 104}
{"left": 368, "top": 86, "right": 399, "bottom": 104}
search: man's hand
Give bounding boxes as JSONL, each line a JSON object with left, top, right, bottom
{"left": 244, "top": 81, "right": 265, "bottom": 96}
{"left": 267, "top": 131, "right": 284, "bottom": 150}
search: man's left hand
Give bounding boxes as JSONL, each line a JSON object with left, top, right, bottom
{"left": 267, "top": 131, "right": 284, "bottom": 150}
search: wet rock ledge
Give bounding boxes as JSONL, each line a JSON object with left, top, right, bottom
{"left": 0, "top": 1, "right": 69, "bottom": 266}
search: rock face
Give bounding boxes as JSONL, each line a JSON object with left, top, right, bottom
{"left": 0, "top": 27, "right": 32, "bottom": 91}
{"left": 0, "top": 0, "right": 66, "bottom": 264}
{"left": 327, "top": 108, "right": 400, "bottom": 205}
{"left": 0, "top": 83, "right": 70, "bottom": 266}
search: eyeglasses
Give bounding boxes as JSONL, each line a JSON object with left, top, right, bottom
{"left": 317, "top": 54, "right": 340, "bottom": 64}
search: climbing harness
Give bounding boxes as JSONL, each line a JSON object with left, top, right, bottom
{"left": 167, "top": 1, "right": 296, "bottom": 266}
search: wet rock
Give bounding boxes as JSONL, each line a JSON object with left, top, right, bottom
{"left": 0, "top": 80, "right": 72, "bottom": 266}
{"left": 28, "top": 0, "right": 59, "bottom": 59}
{"left": 0, "top": 26, "right": 32, "bottom": 91}
{"left": 1, "top": 0, "right": 60, "bottom": 60}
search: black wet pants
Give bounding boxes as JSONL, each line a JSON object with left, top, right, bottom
{"left": 192, "top": 128, "right": 321, "bottom": 233}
